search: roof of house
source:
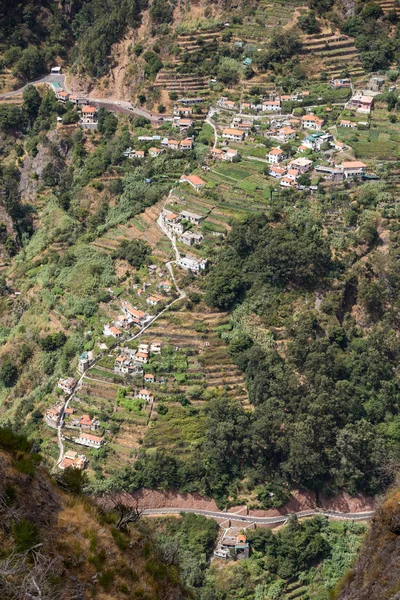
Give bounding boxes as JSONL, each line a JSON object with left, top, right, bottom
{"left": 340, "top": 120, "right": 353, "bottom": 125}
{"left": 149, "top": 147, "right": 161, "bottom": 153}
{"left": 179, "top": 119, "right": 193, "bottom": 125}
{"left": 270, "top": 166, "right": 286, "bottom": 173}
{"left": 180, "top": 138, "right": 193, "bottom": 146}
{"left": 181, "top": 174, "right": 206, "bottom": 186}
{"left": 168, "top": 139, "right": 180, "bottom": 145}
{"left": 212, "top": 147, "right": 223, "bottom": 154}
{"left": 164, "top": 212, "right": 179, "bottom": 220}
{"left": 110, "top": 326, "right": 122, "bottom": 335}
{"left": 139, "top": 389, "right": 153, "bottom": 395}
{"left": 281, "top": 177, "right": 296, "bottom": 185}
{"left": 135, "top": 150, "right": 145, "bottom": 155}
{"left": 144, "top": 374, "right": 155, "bottom": 379}
{"left": 148, "top": 296, "right": 161, "bottom": 303}
{"left": 302, "top": 114, "right": 323, "bottom": 122}
{"left": 263, "top": 100, "right": 280, "bottom": 105}
{"left": 269, "top": 148, "right": 284, "bottom": 155}
{"left": 80, "top": 414, "right": 93, "bottom": 424}
{"left": 58, "top": 91, "right": 68, "bottom": 97}
{"left": 123, "top": 302, "right": 145, "bottom": 318}
{"left": 136, "top": 352, "right": 149, "bottom": 359}
{"left": 291, "top": 157, "right": 313, "bottom": 166}
{"left": 80, "top": 433, "right": 104, "bottom": 442}
{"left": 342, "top": 161, "right": 367, "bottom": 169}
{"left": 288, "top": 169, "right": 299, "bottom": 176}
{"left": 281, "top": 127, "right": 296, "bottom": 134}
{"left": 82, "top": 105, "right": 96, "bottom": 113}
{"left": 222, "top": 128, "right": 244, "bottom": 136}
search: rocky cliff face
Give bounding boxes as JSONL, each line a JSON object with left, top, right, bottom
{"left": 339, "top": 489, "right": 400, "bottom": 600}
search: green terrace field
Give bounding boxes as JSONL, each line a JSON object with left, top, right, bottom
{"left": 335, "top": 124, "right": 400, "bottom": 160}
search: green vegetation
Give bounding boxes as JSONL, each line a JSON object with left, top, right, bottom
{"left": 200, "top": 517, "right": 366, "bottom": 600}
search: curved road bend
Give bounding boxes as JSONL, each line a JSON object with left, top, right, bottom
{"left": 143, "top": 507, "right": 374, "bottom": 524}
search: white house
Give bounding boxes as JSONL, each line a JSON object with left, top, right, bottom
{"left": 136, "top": 389, "right": 154, "bottom": 402}
{"left": 74, "top": 433, "right": 104, "bottom": 448}
{"left": 180, "top": 210, "right": 203, "bottom": 225}
{"left": 269, "top": 166, "right": 286, "bottom": 179}
{"left": 301, "top": 114, "right": 324, "bottom": 131}
{"left": 262, "top": 100, "right": 281, "bottom": 112}
{"left": 103, "top": 323, "right": 123, "bottom": 338}
{"left": 280, "top": 177, "right": 297, "bottom": 188}
{"left": 180, "top": 138, "right": 194, "bottom": 151}
{"left": 179, "top": 174, "right": 206, "bottom": 191}
{"left": 162, "top": 211, "right": 184, "bottom": 235}
{"left": 268, "top": 148, "right": 285, "bottom": 164}
{"left": 178, "top": 256, "right": 207, "bottom": 273}
{"left": 179, "top": 232, "right": 204, "bottom": 246}
{"left": 340, "top": 120, "right": 357, "bottom": 128}
{"left": 146, "top": 295, "right": 163, "bottom": 307}
{"left": 222, "top": 148, "right": 239, "bottom": 162}
{"left": 341, "top": 160, "right": 367, "bottom": 179}
{"left": 80, "top": 105, "right": 97, "bottom": 124}
{"left": 222, "top": 128, "right": 245, "bottom": 142}
{"left": 278, "top": 127, "right": 296, "bottom": 142}
{"left": 149, "top": 147, "right": 164, "bottom": 157}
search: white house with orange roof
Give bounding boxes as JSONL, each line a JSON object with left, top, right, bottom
{"left": 301, "top": 114, "right": 324, "bottom": 131}
{"left": 136, "top": 389, "right": 154, "bottom": 402}
{"left": 147, "top": 295, "right": 163, "bottom": 307}
{"left": 161, "top": 211, "right": 184, "bottom": 235}
{"left": 80, "top": 105, "right": 97, "bottom": 125}
{"left": 278, "top": 126, "right": 297, "bottom": 142}
{"left": 268, "top": 147, "right": 285, "bottom": 164}
{"left": 180, "top": 138, "right": 194, "bottom": 151}
{"left": 262, "top": 100, "right": 281, "bottom": 112}
{"left": 269, "top": 166, "right": 287, "bottom": 179}
{"left": 180, "top": 174, "right": 206, "bottom": 191}
{"left": 341, "top": 160, "right": 367, "bottom": 179}
{"left": 103, "top": 323, "right": 123, "bottom": 338}
{"left": 280, "top": 177, "right": 297, "bottom": 188}
{"left": 168, "top": 139, "right": 180, "bottom": 150}
{"left": 149, "top": 147, "right": 164, "bottom": 157}
{"left": 74, "top": 433, "right": 104, "bottom": 448}
{"left": 59, "top": 451, "right": 87, "bottom": 470}
{"left": 222, "top": 128, "right": 245, "bottom": 142}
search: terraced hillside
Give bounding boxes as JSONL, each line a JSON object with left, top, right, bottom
{"left": 375, "top": 0, "right": 400, "bottom": 15}
{"left": 299, "top": 30, "right": 365, "bottom": 80}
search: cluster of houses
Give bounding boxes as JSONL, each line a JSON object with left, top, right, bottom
{"left": 123, "top": 137, "right": 194, "bottom": 159}
{"left": 103, "top": 302, "right": 152, "bottom": 338}
{"left": 218, "top": 91, "right": 311, "bottom": 115}
{"left": 269, "top": 156, "right": 314, "bottom": 188}
{"left": 214, "top": 530, "right": 250, "bottom": 560}
{"left": 161, "top": 209, "right": 204, "bottom": 245}
{"left": 113, "top": 341, "right": 162, "bottom": 375}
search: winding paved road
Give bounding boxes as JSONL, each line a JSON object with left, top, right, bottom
{"left": 142, "top": 507, "right": 374, "bottom": 524}
{"left": 0, "top": 73, "right": 172, "bottom": 122}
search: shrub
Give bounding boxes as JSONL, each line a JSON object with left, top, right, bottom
{"left": 13, "top": 519, "right": 40, "bottom": 551}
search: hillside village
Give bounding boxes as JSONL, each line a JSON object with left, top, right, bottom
{"left": 28, "top": 66, "right": 397, "bottom": 476}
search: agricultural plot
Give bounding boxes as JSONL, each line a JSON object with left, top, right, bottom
{"left": 336, "top": 126, "right": 400, "bottom": 160}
